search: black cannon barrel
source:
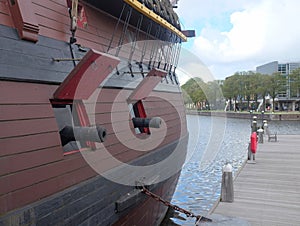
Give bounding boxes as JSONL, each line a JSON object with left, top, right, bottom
{"left": 59, "top": 125, "right": 106, "bottom": 146}
{"left": 132, "top": 117, "right": 162, "bottom": 129}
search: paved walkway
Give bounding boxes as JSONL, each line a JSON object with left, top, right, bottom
{"left": 210, "top": 135, "right": 300, "bottom": 226}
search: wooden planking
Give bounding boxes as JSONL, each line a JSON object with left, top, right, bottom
{"left": 93, "top": 111, "right": 185, "bottom": 135}
{"left": 0, "top": 80, "right": 68, "bottom": 211}
{"left": 30, "top": 0, "right": 118, "bottom": 50}
{"left": 0, "top": 23, "right": 72, "bottom": 83}
{"left": 213, "top": 135, "right": 300, "bottom": 225}
{"left": 0, "top": 153, "right": 87, "bottom": 195}
{"left": 0, "top": 36, "right": 72, "bottom": 83}
{"left": 0, "top": 132, "right": 61, "bottom": 157}
{"left": 0, "top": 164, "right": 96, "bottom": 214}
{"left": 37, "top": 25, "right": 69, "bottom": 44}
{"left": 0, "top": 0, "right": 187, "bottom": 215}
{"left": 86, "top": 102, "right": 125, "bottom": 114}
{"left": 102, "top": 127, "right": 182, "bottom": 163}
{"left": 65, "top": 2, "right": 124, "bottom": 51}
{"left": 32, "top": 0, "right": 69, "bottom": 42}
{"left": 94, "top": 88, "right": 131, "bottom": 103}
{"left": 0, "top": 104, "right": 55, "bottom": 121}
{"left": 0, "top": 79, "right": 186, "bottom": 215}
{"left": 88, "top": 88, "right": 187, "bottom": 149}
{"left": 0, "top": 81, "right": 57, "bottom": 104}
{"left": 0, "top": 117, "right": 59, "bottom": 138}
{"left": 35, "top": 12, "right": 69, "bottom": 36}
{"left": 0, "top": 33, "right": 72, "bottom": 65}
{"left": 84, "top": 120, "right": 182, "bottom": 164}
{"left": 33, "top": 0, "right": 69, "bottom": 17}
{"left": 101, "top": 120, "right": 184, "bottom": 149}
{"left": 0, "top": 146, "right": 63, "bottom": 176}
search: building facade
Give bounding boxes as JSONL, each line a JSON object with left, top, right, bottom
{"left": 257, "top": 61, "right": 300, "bottom": 76}
{"left": 256, "top": 61, "right": 300, "bottom": 111}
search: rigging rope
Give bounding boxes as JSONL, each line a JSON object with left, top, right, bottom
{"left": 167, "top": 34, "right": 178, "bottom": 83}
{"left": 138, "top": 22, "right": 153, "bottom": 77}
{"left": 128, "top": 14, "right": 144, "bottom": 77}
{"left": 140, "top": 22, "right": 152, "bottom": 62}
{"left": 148, "top": 26, "right": 162, "bottom": 70}
{"left": 107, "top": 3, "right": 126, "bottom": 52}
{"left": 105, "top": 0, "right": 184, "bottom": 79}
{"left": 115, "top": 6, "right": 132, "bottom": 57}
{"left": 173, "top": 38, "right": 182, "bottom": 84}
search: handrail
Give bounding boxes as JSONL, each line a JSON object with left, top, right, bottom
{"left": 123, "top": 0, "right": 187, "bottom": 41}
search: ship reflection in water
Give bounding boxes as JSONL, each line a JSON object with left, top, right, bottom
{"left": 161, "top": 114, "right": 300, "bottom": 225}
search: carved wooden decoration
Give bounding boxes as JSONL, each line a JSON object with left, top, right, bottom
{"left": 8, "top": 0, "right": 40, "bottom": 42}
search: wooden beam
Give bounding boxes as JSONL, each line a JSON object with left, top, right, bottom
{"left": 53, "top": 49, "right": 120, "bottom": 100}
{"left": 128, "top": 68, "right": 167, "bottom": 102}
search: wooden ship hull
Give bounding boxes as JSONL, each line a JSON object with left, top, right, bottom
{"left": 0, "top": 0, "right": 189, "bottom": 225}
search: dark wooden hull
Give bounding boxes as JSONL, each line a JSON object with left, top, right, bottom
{"left": 0, "top": 1, "right": 188, "bottom": 225}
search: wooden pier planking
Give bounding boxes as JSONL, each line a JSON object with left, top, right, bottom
{"left": 212, "top": 135, "right": 300, "bottom": 226}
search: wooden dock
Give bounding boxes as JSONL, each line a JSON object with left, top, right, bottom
{"left": 211, "top": 135, "right": 300, "bottom": 225}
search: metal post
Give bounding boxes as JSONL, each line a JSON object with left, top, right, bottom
{"left": 251, "top": 117, "right": 257, "bottom": 133}
{"left": 257, "top": 128, "right": 264, "bottom": 143}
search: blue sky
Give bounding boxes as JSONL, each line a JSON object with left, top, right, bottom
{"left": 174, "top": 0, "right": 300, "bottom": 81}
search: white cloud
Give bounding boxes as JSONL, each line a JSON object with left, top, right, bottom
{"left": 178, "top": 0, "right": 300, "bottom": 79}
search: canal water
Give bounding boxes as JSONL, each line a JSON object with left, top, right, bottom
{"left": 161, "top": 114, "right": 300, "bottom": 225}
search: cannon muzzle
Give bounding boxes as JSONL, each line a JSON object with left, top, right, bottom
{"left": 59, "top": 125, "right": 106, "bottom": 146}
{"left": 132, "top": 117, "right": 162, "bottom": 129}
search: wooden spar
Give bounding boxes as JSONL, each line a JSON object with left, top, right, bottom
{"left": 123, "top": 0, "right": 187, "bottom": 41}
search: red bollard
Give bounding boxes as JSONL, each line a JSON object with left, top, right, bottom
{"left": 248, "top": 132, "right": 257, "bottom": 164}
{"left": 250, "top": 132, "right": 257, "bottom": 154}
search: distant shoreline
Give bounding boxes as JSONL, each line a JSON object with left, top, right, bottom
{"left": 186, "top": 110, "right": 300, "bottom": 121}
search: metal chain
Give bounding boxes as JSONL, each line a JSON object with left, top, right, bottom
{"left": 141, "top": 185, "right": 212, "bottom": 224}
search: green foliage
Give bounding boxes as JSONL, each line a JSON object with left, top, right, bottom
{"left": 181, "top": 77, "right": 206, "bottom": 105}
{"left": 181, "top": 77, "right": 224, "bottom": 110}
{"left": 269, "top": 72, "right": 286, "bottom": 100}
{"left": 290, "top": 68, "right": 300, "bottom": 98}
{"left": 181, "top": 69, "right": 299, "bottom": 111}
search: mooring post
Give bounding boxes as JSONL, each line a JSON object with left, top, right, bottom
{"left": 251, "top": 117, "right": 257, "bottom": 133}
{"left": 257, "top": 128, "right": 264, "bottom": 143}
{"left": 221, "top": 163, "right": 234, "bottom": 202}
{"left": 263, "top": 120, "right": 268, "bottom": 135}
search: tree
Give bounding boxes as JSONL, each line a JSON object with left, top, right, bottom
{"left": 269, "top": 72, "right": 286, "bottom": 111}
{"left": 223, "top": 72, "right": 248, "bottom": 111}
{"left": 181, "top": 77, "right": 206, "bottom": 109}
{"left": 290, "top": 68, "right": 300, "bottom": 98}
{"left": 222, "top": 76, "right": 234, "bottom": 111}
{"left": 256, "top": 73, "right": 271, "bottom": 111}
{"left": 243, "top": 73, "right": 253, "bottom": 111}
{"left": 206, "top": 81, "right": 224, "bottom": 110}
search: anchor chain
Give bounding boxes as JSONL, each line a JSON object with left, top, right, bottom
{"left": 141, "top": 185, "right": 212, "bottom": 224}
